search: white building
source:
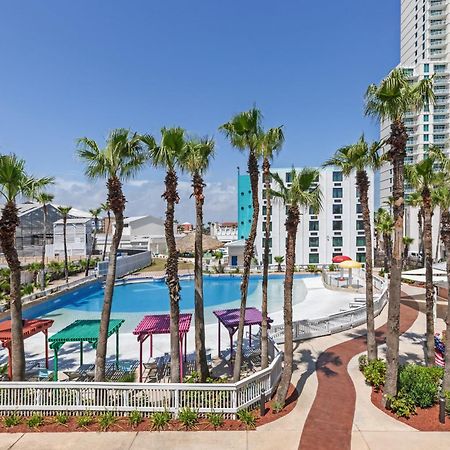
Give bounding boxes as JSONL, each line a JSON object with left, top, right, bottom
{"left": 210, "top": 222, "right": 238, "bottom": 244}
{"left": 47, "top": 218, "right": 93, "bottom": 258}
{"left": 379, "top": 0, "right": 449, "bottom": 259}
{"left": 255, "top": 167, "right": 374, "bottom": 266}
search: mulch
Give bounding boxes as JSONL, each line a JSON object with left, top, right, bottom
{"left": 371, "top": 387, "right": 450, "bottom": 431}
{"left": 299, "top": 293, "right": 420, "bottom": 450}
{"left": 0, "top": 383, "right": 298, "bottom": 433}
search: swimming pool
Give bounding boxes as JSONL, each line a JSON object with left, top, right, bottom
{"left": 22, "top": 274, "right": 317, "bottom": 333}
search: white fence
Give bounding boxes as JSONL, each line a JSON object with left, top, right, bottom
{"left": 270, "top": 273, "right": 389, "bottom": 343}
{"left": 97, "top": 251, "right": 152, "bottom": 278}
{"left": 0, "top": 339, "right": 282, "bottom": 418}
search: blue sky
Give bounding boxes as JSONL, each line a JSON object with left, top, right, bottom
{"left": 0, "top": 0, "right": 399, "bottom": 221}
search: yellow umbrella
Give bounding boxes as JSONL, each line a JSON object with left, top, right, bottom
{"left": 338, "top": 260, "right": 362, "bottom": 287}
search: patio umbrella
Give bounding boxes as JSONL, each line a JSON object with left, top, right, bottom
{"left": 176, "top": 232, "right": 223, "bottom": 253}
{"left": 338, "top": 260, "right": 362, "bottom": 287}
{"left": 332, "top": 255, "right": 352, "bottom": 263}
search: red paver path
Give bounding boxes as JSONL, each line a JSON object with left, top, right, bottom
{"left": 298, "top": 294, "right": 419, "bottom": 450}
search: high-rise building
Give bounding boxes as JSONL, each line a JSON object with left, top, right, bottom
{"left": 237, "top": 169, "right": 254, "bottom": 240}
{"left": 379, "top": 0, "right": 449, "bottom": 257}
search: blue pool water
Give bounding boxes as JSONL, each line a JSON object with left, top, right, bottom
{"left": 22, "top": 275, "right": 316, "bottom": 333}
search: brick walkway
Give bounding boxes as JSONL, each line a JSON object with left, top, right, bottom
{"left": 299, "top": 294, "right": 420, "bottom": 450}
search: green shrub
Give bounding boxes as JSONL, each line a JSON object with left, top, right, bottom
{"left": 76, "top": 413, "right": 93, "bottom": 428}
{"left": 150, "top": 411, "right": 171, "bottom": 431}
{"left": 398, "top": 364, "right": 442, "bottom": 408}
{"left": 27, "top": 413, "right": 44, "bottom": 428}
{"left": 55, "top": 413, "right": 69, "bottom": 426}
{"left": 362, "top": 359, "right": 386, "bottom": 390}
{"left": 444, "top": 391, "right": 450, "bottom": 416}
{"left": 116, "top": 372, "right": 136, "bottom": 383}
{"left": 237, "top": 409, "right": 256, "bottom": 429}
{"left": 128, "top": 410, "right": 143, "bottom": 428}
{"left": 207, "top": 412, "right": 224, "bottom": 429}
{"left": 178, "top": 407, "right": 198, "bottom": 430}
{"left": 98, "top": 411, "right": 117, "bottom": 431}
{"left": 271, "top": 401, "right": 284, "bottom": 413}
{"left": 387, "top": 392, "right": 416, "bottom": 418}
{"left": 4, "top": 414, "right": 21, "bottom": 428}
{"left": 358, "top": 354, "right": 368, "bottom": 371}
{"left": 328, "top": 263, "right": 338, "bottom": 272}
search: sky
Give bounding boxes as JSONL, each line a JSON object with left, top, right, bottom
{"left": 0, "top": 0, "right": 400, "bottom": 222}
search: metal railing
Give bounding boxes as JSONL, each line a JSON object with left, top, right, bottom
{"left": 270, "top": 273, "right": 389, "bottom": 343}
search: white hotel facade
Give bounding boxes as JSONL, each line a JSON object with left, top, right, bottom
{"left": 380, "top": 0, "right": 450, "bottom": 258}
{"left": 254, "top": 167, "right": 374, "bottom": 266}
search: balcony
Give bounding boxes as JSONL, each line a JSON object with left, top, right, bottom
{"left": 435, "top": 97, "right": 448, "bottom": 105}
{"left": 430, "top": 29, "right": 446, "bottom": 36}
{"left": 430, "top": 10, "right": 446, "bottom": 17}
{"left": 434, "top": 86, "right": 449, "bottom": 93}
{"left": 430, "top": 20, "right": 446, "bottom": 28}
{"left": 433, "top": 135, "right": 448, "bottom": 142}
{"left": 434, "top": 115, "right": 448, "bottom": 122}
{"left": 430, "top": 1, "right": 445, "bottom": 7}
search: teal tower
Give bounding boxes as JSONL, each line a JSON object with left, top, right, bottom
{"left": 237, "top": 169, "right": 253, "bottom": 240}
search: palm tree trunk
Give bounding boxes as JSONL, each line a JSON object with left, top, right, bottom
{"left": 383, "top": 233, "right": 390, "bottom": 272}
{"left": 94, "top": 177, "right": 125, "bottom": 382}
{"left": 383, "top": 119, "right": 407, "bottom": 403}
{"left": 233, "top": 150, "right": 259, "bottom": 382}
{"left": 102, "top": 210, "right": 110, "bottom": 261}
{"left": 261, "top": 157, "right": 271, "bottom": 370}
{"left": 435, "top": 209, "right": 441, "bottom": 262}
{"left": 422, "top": 191, "right": 435, "bottom": 366}
{"left": 40, "top": 204, "right": 47, "bottom": 291}
{"left": 419, "top": 208, "right": 424, "bottom": 266}
{"left": 63, "top": 216, "right": 69, "bottom": 283}
{"left": 193, "top": 173, "right": 209, "bottom": 381}
{"left": 85, "top": 217, "right": 98, "bottom": 277}
{"left": 0, "top": 202, "right": 25, "bottom": 380}
{"left": 163, "top": 169, "right": 181, "bottom": 383}
{"left": 440, "top": 210, "right": 450, "bottom": 391}
{"left": 275, "top": 207, "right": 299, "bottom": 404}
{"left": 357, "top": 170, "right": 377, "bottom": 361}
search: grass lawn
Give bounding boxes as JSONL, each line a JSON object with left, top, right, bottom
{"left": 139, "top": 257, "right": 194, "bottom": 272}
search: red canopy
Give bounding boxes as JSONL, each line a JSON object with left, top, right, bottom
{"left": 332, "top": 255, "right": 352, "bottom": 263}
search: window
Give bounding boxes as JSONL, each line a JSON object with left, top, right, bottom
{"left": 309, "top": 206, "right": 316, "bottom": 215}
{"left": 332, "top": 220, "right": 343, "bottom": 231}
{"left": 424, "top": 63, "right": 429, "bottom": 73}
{"left": 262, "top": 238, "right": 272, "bottom": 248}
{"left": 356, "top": 236, "right": 366, "bottom": 246}
{"left": 332, "top": 188, "right": 343, "bottom": 198}
{"left": 356, "top": 220, "right": 364, "bottom": 230}
{"left": 262, "top": 206, "right": 267, "bottom": 215}
{"left": 424, "top": 134, "right": 429, "bottom": 142}
{"left": 332, "top": 252, "right": 342, "bottom": 259}
{"left": 309, "top": 237, "right": 319, "bottom": 248}
{"left": 332, "top": 171, "right": 343, "bottom": 182}
{"left": 285, "top": 172, "right": 292, "bottom": 183}
{"left": 309, "top": 221, "right": 319, "bottom": 231}
{"left": 333, "top": 236, "right": 343, "bottom": 247}
{"left": 333, "top": 204, "right": 343, "bottom": 215}
{"left": 356, "top": 252, "right": 366, "bottom": 263}
{"left": 241, "top": 206, "right": 244, "bottom": 210}
{"left": 240, "top": 192, "right": 244, "bottom": 196}
{"left": 262, "top": 222, "right": 272, "bottom": 232}
{"left": 424, "top": 114, "right": 429, "bottom": 122}
{"left": 309, "top": 253, "right": 319, "bottom": 264}
{"left": 356, "top": 204, "right": 362, "bottom": 214}
{"left": 424, "top": 124, "right": 429, "bottom": 132}
{"left": 356, "top": 188, "right": 360, "bottom": 198}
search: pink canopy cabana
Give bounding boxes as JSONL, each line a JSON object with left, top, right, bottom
{"left": 133, "top": 313, "right": 192, "bottom": 382}
{"left": 213, "top": 307, "right": 272, "bottom": 361}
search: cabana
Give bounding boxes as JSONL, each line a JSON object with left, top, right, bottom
{"left": 49, "top": 319, "right": 124, "bottom": 381}
{"left": 133, "top": 313, "right": 192, "bottom": 382}
{"left": 213, "top": 307, "right": 272, "bottom": 361}
{"left": 0, "top": 319, "right": 54, "bottom": 380}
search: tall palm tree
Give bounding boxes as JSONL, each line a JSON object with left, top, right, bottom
{"left": 324, "top": 135, "right": 382, "bottom": 361}
{"left": 365, "top": 68, "right": 434, "bottom": 400}
{"left": 220, "top": 107, "right": 263, "bottom": 381}
{"left": 57, "top": 206, "right": 72, "bottom": 283}
{"left": 404, "top": 147, "right": 446, "bottom": 366}
{"left": 142, "top": 128, "right": 185, "bottom": 383}
{"left": 78, "top": 129, "right": 148, "bottom": 381}
{"left": 375, "top": 208, "right": 394, "bottom": 272}
{"left": 434, "top": 185, "right": 450, "bottom": 391}
{"left": 101, "top": 202, "right": 111, "bottom": 261}
{"left": 402, "top": 236, "right": 414, "bottom": 262}
{"left": 271, "top": 168, "right": 322, "bottom": 405}
{"left": 34, "top": 192, "right": 54, "bottom": 290}
{"left": 85, "top": 207, "right": 102, "bottom": 276}
{"left": 0, "top": 154, "right": 53, "bottom": 380}
{"left": 406, "top": 191, "right": 424, "bottom": 264}
{"left": 274, "top": 255, "right": 284, "bottom": 272}
{"left": 259, "top": 126, "right": 284, "bottom": 370}
{"left": 180, "top": 136, "right": 215, "bottom": 382}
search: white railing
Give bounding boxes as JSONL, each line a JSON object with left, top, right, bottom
{"left": 270, "top": 273, "right": 389, "bottom": 343}
{"left": 96, "top": 251, "right": 152, "bottom": 278}
{"left": 0, "top": 338, "right": 282, "bottom": 418}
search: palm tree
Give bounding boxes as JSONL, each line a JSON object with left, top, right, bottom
{"left": 271, "top": 168, "right": 322, "bottom": 405}
{"left": 78, "top": 129, "right": 148, "bottom": 381}
{"left": 324, "top": 135, "right": 382, "bottom": 361}
{"left": 180, "top": 136, "right": 215, "bottom": 382}
{"left": 34, "top": 192, "right": 54, "bottom": 290}
{"left": 85, "top": 207, "right": 102, "bottom": 276}
{"left": 142, "top": 127, "right": 185, "bottom": 383}
{"left": 259, "top": 126, "right": 284, "bottom": 370}
{"left": 375, "top": 208, "right": 394, "bottom": 273}
{"left": 0, "top": 154, "right": 53, "bottom": 380}
{"left": 57, "top": 206, "right": 72, "bottom": 283}
{"left": 220, "top": 107, "right": 263, "bottom": 382}
{"left": 406, "top": 191, "right": 424, "bottom": 264}
{"left": 404, "top": 148, "right": 446, "bottom": 366}
{"left": 435, "top": 185, "right": 450, "bottom": 391}
{"left": 101, "top": 202, "right": 111, "bottom": 261}
{"left": 402, "top": 236, "right": 414, "bottom": 262}
{"left": 365, "top": 68, "right": 434, "bottom": 400}
{"left": 214, "top": 250, "right": 224, "bottom": 273}
{"left": 274, "top": 256, "right": 284, "bottom": 272}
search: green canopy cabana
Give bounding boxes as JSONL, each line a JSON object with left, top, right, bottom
{"left": 49, "top": 319, "right": 124, "bottom": 381}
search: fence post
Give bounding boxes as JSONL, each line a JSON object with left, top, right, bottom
{"left": 439, "top": 396, "right": 446, "bottom": 424}
{"left": 174, "top": 386, "right": 180, "bottom": 418}
{"left": 260, "top": 390, "right": 266, "bottom": 416}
